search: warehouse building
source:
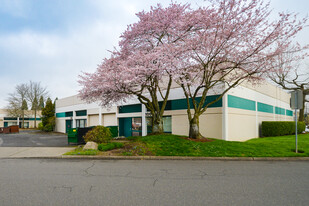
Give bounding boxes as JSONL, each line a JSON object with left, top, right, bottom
{"left": 55, "top": 95, "right": 117, "bottom": 134}
{"left": 0, "top": 109, "right": 42, "bottom": 128}
{"left": 55, "top": 81, "right": 293, "bottom": 141}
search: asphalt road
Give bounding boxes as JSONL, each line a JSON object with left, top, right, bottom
{"left": 0, "top": 130, "right": 68, "bottom": 147}
{"left": 0, "top": 159, "right": 308, "bottom": 206}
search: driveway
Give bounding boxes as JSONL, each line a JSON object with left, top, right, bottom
{"left": 0, "top": 130, "right": 68, "bottom": 147}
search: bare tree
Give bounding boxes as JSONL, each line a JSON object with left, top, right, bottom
{"left": 269, "top": 52, "right": 309, "bottom": 121}
{"left": 26, "top": 81, "right": 49, "bottom": 128}
{"left": 21, "top": 99, "right": 28, "bottom": 128}
{"left": 7, "top": 83, "right": 29, "bottom": 128}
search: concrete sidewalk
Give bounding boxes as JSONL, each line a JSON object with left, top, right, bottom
{"left": 0, "top": 147, "right": 73, "bottom": 158}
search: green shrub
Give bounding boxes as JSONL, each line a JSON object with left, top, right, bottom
{"left": 83, "top": 126, "right": 112, "bottom": 144}
{"left": 38, "top": 116, "right": 55, "bottom": 132}
{"left": 98, "top": 142, "right": 124, "bottom": 151}
{"left": 261, "top": 121, "right": 306, "bottom": 137}
{"left": 43, "top": 123, "right": 54, "bottom": 132}
{"left": 38, "top": 122, "right": 44, "bottom": 131}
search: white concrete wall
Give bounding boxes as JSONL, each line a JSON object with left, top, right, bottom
{"left": 226, "top": 82, "right": 293, "bottom": 141}
{"left": 242, "top": 80, "right": 291, "bottom": 104}
{"left": 227, "top": 108, "right": 257, "bottom": 141}
{"left": 167, "top": 108, "right": 223, "bottom": 139}
{"left": 56, "top": 95, "right": 117, "bottom": 114}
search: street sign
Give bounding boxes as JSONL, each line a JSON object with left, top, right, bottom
{"left": 290, "top": 90, "right": 303, "bottom": 109}
{"left": 290, "top": 90, "right": 303, "bottom": 153}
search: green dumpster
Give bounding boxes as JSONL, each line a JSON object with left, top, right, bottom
{"left": 68, "top": 128, "right": 78, "bottom": 144}
{"left": 106, "top": 126, "right": 119, "bottom": 138}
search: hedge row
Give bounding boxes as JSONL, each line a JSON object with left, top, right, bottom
{"left": 261, "top": 121, "right": 306, "bottom": 137}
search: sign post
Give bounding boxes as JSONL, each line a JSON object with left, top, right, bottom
{"left": 290, "top": 90, "right": 303, "bottom": 153}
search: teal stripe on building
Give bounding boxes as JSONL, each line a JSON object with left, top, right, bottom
{"left": 27, "top": 118, "right": 42, "bottom": 121}
{"left": 4, "top": 117, "right": 41, "bottom": 120}
{"left": 257, "top": 102, "right": 273, "bottom": 113}
{"left": 275, "top": 107, "right": 285, "bottom": 115}
{"left": 76, "top": 110, "right": 87, "bottom": 116}
{"left": 56, "top": 112, "right": 66, "bottom": 118}
{"left": 171, "top": 95, "right": 222, "bottom": 110}
{"left": 119, "top": 104, "right": 142, "bottom": 113}
{"left": 228, "top": 95, "right": 256, "bottom": 111}
{"left": 56, "top": 111, "right": 75, "bottom": 118}
{"left": 120, "top": 95, "right": 222, "bottom": 114}
{"left": 4, "top": 117, "right": 18, "bottom": 120}
{"left": 286, "top": 110, "right": 293, "bottom": 116}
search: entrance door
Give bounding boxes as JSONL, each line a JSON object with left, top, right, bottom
{"left": 66, "top": 120, "right": 73, "bottom": 133}
{"left": 119, "top": 118, "right": 132, "bottom": 137}
{"left": 119, "top": 117, "right": 143, "bottom": 137}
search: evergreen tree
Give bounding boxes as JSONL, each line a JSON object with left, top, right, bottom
{"left": 30, "top": 96, "right": 39, "bottom": 128}
{"left": 21, "top": 99, "right": 28, "bottom": 128}
{"left": 39, "top": 96, "right": 44, "bottom": 109}
{"left": 41, "top": 98, "right": 55, "bottom": 132}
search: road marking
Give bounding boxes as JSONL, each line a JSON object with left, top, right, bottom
{"left": 0, "top": 138, "right": 3, "bottom": 146}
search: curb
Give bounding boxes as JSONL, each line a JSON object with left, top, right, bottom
{"left": 62, "top": 156, "right": 309, "bottom": 161}
{"left": 2, "top": 155, "right": 309, "bottom": 161}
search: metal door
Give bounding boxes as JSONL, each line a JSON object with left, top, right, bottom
{"left": 65, "top": 120, "right": 73, "bottom": 133}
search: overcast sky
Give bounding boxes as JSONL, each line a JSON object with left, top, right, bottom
{"left": 0, "top": 0, "right": 308, "bottom": 108}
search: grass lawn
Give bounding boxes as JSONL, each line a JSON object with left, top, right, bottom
{"left": 64, "top": 148, "right": 99, "bottom": 155}
{"left": 63, "top": 133, "right": 309, "bottom": 157}
{"left": 127, "top": 133, "right": 309, "bottom": 157}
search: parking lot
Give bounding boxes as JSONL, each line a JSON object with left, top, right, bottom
{"left": 0, "top": 130, "right": 68, "bottom": 147}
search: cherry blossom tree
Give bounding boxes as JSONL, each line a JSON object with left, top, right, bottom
{"left": 79, "top": 4, "right": 190, "bottom": 134}
{"left": 170, "top": 0, "right": 308, "bottom": 138}
{"left": 80, "top": 0, "right": 307, "bottom": 139}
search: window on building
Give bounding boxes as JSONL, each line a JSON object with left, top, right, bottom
{"left": 7, "top": 122, "right": 17, "bottom": 127}
{"left": 146, "top": 116, "right": 172, "bottom": 134}
{"left": 76, "top": 110, "right": 87, "bottom": 116}
{"left": 163, "top": 116, "right": 172, "bottom": 133}
{"left": 132, "top": 117, "right": 142, "bottom": 136}
{"left": 18, "top": 122, "right": 29, "bottom": 128}
{"left": 76, "top": 119, "right": 87, "bottom": 128}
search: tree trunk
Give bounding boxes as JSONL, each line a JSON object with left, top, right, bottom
{"left": 152, "top": 115, "right": 164, "bottom": 134}
{"left": 299, "top": 95, "right": 305, "bottom": 121}
{"left": 189, "top": 115, "right": 201, "bottom": 139}
{"left": 299, "top": 108, "right": 304, "bottom": 122}
{"left": 34, "top": 109, "right": 37, "bottom": 129}
{"left": 22, "top": 110, "right": 25, "bottom": 129}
